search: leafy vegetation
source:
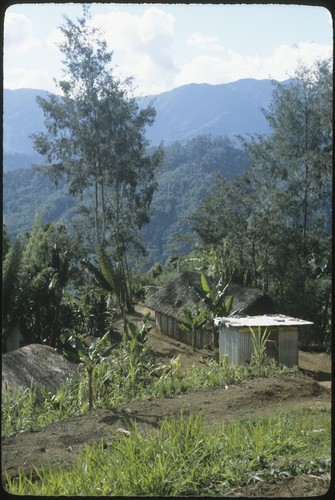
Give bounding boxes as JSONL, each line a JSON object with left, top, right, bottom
{"left": 5, "top": 409, "right": 330, "bottom": 496}
{"left": 2, "top": 217, "right": 83, "bottom": 351}
{"left": 249, "top": 327, "right": 271, "bottom": 377}
{"left": 2, "top": 329, "right": 299, "bottom": 439}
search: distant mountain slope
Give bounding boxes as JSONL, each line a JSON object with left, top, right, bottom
{"left": 141, "top": 78, "right": 274, "bottom": 145}
{"left": 3, "top": 78, "right": 276, "bottom": 171}
{"left": 4, "top": 88, "right": 49, "bottom": 155}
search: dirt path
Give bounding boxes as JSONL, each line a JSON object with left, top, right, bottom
{"left": 2, "top": 305, "right": 332, "bottom": 496}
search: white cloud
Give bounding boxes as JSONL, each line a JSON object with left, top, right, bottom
{"left": 187, "top": 32, "right": 226, "bottom": 52}
{"left": 4, "top": 12, "right": 41, "bottom": 55}
{"left": 5, "top": 6, "right": 331, "bottom": 97}
{"left": 4, "top": 67, "right": 57, "bottom": 92}
{"left": 175, "top": 41, "right": 333, "bottom": 88}
{"left": 139, "top": 6, "right": 175, "bottom": 43}
{"left": 264, "top": 42, "right": 333, "bottom": 80}
{"left": 46, "top": 27, "right": 65, "bottom": 50}
{"left": 91, "top": 7, "right": 178, "bottom": 95}
{"left": 114, "top": 54, "right": 178, "bottom": 97}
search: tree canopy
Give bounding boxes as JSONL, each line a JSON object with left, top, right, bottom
{"left": 191, "top": 59, "right": 332, "bottom": 346}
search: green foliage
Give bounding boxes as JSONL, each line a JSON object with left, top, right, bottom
{"left": 2, "top": 336, "right": 300, "bottom": 439}
{"left": 249, "top": 327, "right": 272, "bottom": 376}
{"left": 191, "top": 59, "right": 332, "bottom": 347}
{"left": 199, "top": 273, "right": 234, "bottom": 316}
{"left": 3, "top": 167, "right": 75, "bottom": 239}
{"left": 2, "top": 218, "right": 80, "bottom": 350}
{"left": 5, "top": 409, "right": 330, "bottom": 496}
{"left": 196, "top": 273, "right": 235, "bottom": 347}
{"left": 65, "top": 331, "right": 113, "bottom": 410}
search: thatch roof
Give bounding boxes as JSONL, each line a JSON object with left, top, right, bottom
{"left": 226, "top": 283, "right": 276, "bottom": 315}
{"left": 145, "top": 271, "right": 275, "bottom": 320}
{"left": 145, "top": 271, "right": 203, "bottom": 321}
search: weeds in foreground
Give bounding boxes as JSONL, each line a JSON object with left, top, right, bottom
{"left": 2, "top": 347, "right": 298, "bottom": 438}
{"left": 5, "top": 409, "right": 331, "bottom": 496}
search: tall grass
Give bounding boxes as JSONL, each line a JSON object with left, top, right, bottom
{"left": 5, "top": 409, "right": 331, "bottom": 496}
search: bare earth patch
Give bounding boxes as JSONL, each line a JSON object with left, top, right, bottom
{"left": 2, "top": 306, "right": 332, "bottom": 497}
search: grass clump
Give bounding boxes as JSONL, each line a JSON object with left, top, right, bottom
{"left": 5, "top": 408, "right": 331, "bottom": 496}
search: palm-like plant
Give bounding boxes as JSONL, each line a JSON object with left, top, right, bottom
{"left": 65, "top": 331, "right": 113, "bottom": 410}
{"left": 179, "top": 306, "right": 207, "bottom": 351}
{"left": 82, "top": 249, "right": 129, "bottom": 344}
{"left": 197, "top": 273, "right": 235, "bottom": 348}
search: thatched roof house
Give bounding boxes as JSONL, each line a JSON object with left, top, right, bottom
{"left": 226, "top": 283, "right": 276, "bottom": 316}
{"left": 145, "top": 271, "right": 276, "bottom": 348}
{"left": 145, "top": 271, "right": 204, "bottom": 321}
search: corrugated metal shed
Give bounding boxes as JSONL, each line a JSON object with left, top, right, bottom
{"left": 216, "top": 315, "right": 313, "bottom": 368}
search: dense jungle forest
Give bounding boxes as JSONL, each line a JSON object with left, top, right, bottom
{"left": 2, "top": 7, "right": 332, "bottom": 355}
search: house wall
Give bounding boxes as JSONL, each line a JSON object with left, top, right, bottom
{"left": 155, "top": 312, "right": 212, "bottom": 349}
{"left": 219, "top": 327, "right": 252, "bottom": 364}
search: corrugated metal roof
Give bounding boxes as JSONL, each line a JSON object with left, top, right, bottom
{"left": 214, "top": 314, "right": 313, "bottom": 328}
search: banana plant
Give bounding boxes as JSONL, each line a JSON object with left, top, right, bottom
{"left": 198, "top": 273, "right": 235, "bottom": 348}
{"left": 65, "top": 331, "right": 113, "bottom": 410}
{"left": 82, "top": 249, "right": 129, "bottom": 343}
{"left": 178, "top": 306, "right": 207, "bottom": 351}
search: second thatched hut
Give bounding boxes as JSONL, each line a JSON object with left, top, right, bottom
{"left": 145, "top": 271, "right": 275, "bottom": 348}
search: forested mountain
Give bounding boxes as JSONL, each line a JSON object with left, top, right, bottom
{"left": 143, "top": 136, "right": 250, "bottom": 263}
{"left": 3, "top": 78, "right": 274, "bottom": 171}
{"left": 3, "top": 135, "right": 250, "bottom": 264}
{"left": 3, "top": 78, "right": 273, "bottom": 262}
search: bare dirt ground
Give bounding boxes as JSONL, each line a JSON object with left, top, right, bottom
{"left": 2, "top": 306, "right": 332, "bottom": 497}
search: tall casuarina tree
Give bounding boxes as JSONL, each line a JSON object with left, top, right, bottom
{"left": 32, "top": 5, "right": 163, "bottom": 310}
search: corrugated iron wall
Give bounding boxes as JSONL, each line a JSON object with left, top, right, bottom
{"left": 219, "top": 325, "right": 299, "bottom": 367}
{"left": 238, "top": 332, "right": 253, "bottom": 364}
{"left": 279, "top": 328, "right": 298, "bottom": 367}
{"left": 219, "top": 328, "right": 241, "bottom": 364}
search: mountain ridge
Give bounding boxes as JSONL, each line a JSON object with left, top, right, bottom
{"left": 3, "top": 78, "right": 278, "bottom": 171}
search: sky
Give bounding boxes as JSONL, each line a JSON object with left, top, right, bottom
{"left": 3, "top": 2, "right": 333, "bottom": 97}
